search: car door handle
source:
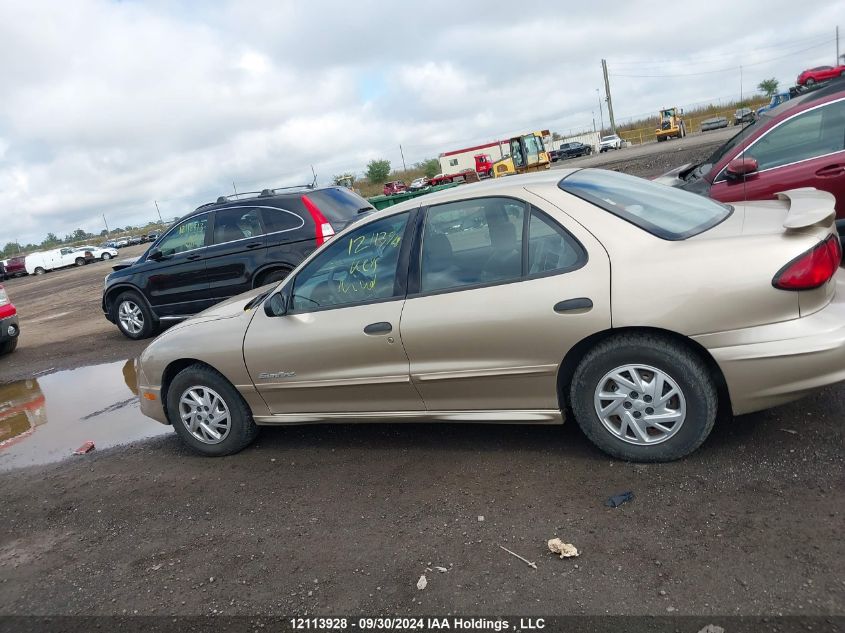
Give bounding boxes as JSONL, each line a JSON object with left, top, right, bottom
{"left": 186, "top": 254, "right": 202, "bottom": 261}
{"left": 364, "top": 322, "right": 392, "bottom": 335}
{"left": 554, "top": 298, "right": 593, "bottom": 313}
{"left": 246, "top": 242, "right": 263, "bottom": 249}
{"left": 815, "top": 164, "right": 845, "bottom": 178}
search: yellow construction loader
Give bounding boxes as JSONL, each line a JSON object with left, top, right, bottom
{"left": 492, "top": 130, "right": 551, "bottom": 177}
{"left": 655, "top": 108, "right": 686, "bottom": 142}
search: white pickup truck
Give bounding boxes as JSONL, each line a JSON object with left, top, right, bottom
{"left": 25, "top": 247, "right": 94, "bottom": 275}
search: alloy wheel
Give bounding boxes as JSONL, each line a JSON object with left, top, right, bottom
{"left": 593, "top": 364, "right": 686, "bottom": 445}
{"left": 178, "top": 386, "right": 232, "bottom": 444}
{"left": 118, "top": 300, "right": 144, "bottom": 335}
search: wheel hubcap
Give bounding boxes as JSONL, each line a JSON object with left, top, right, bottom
{"left": 118, "top": 300, "right": 144, "bottom": 335}
{"left": 594, "top": 364, "right": 686, "bottom": 445}
{"left": 179, "top": 386, "right": 231, "bottom": 444}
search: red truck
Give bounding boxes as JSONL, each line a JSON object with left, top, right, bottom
{"left": 0, "top": 284, "right": 19, "bottom": 354}
{"left": 383, "top": 180, "right": 407, "bottom": 196}
{"left": 2, "top": 256, "right": 26, "bottom": 279}
{"left": 474, "top": 153, "right": 494, "bottom": 178}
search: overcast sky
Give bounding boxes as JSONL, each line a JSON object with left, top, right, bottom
{"left": 0, "top": 0, "right": 843, "bottom": 246}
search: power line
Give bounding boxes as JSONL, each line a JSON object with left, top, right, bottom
{"left": 608, "top": 33, "right": 833, "bottom": 67}
{"left": 610, "top": 39, "right": 834, "bottom": 78}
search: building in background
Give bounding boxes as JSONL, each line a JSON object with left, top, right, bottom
{"left": 438, "top": 140, "right": 509, "bottom": 175}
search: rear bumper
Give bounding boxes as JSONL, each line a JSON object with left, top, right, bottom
{"left": 0, "top": 314, "right": 19, "bottom": 343}
{"left": 694, "top": 277, "right": 845, "bottom": 415}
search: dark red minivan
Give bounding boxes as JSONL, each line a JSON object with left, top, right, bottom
{"left": 657, "top": 80, "right": 845, "bottom": 221}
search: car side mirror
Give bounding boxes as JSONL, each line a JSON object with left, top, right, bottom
{"left": 147, "top": 249, "right": 164, "bottom": 261}
{"left": 264, "top": 291, "right": 288, "bottom": 317}
{"left": 726, "top": 157, "right": 759, "bottom": 181}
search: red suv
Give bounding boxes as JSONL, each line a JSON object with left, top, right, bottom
{"left": 657, "top": 81, "right": 845, "bottom": 224}
{"left": 383, "top": 180, "right": 407, "bottom": 196}
{"left": 798, "top": 65, "right": 845, "bottom": 87}
{"left": 0, "top": 284, "right": 19, "bottom": 355}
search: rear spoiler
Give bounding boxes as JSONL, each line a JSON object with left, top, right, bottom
{"left": 777, "top": 188, "right": 836, "bottom": 230}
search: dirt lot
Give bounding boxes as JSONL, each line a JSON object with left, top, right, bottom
{"left": 0, "top": 141, "right": 843, "bottom": 624}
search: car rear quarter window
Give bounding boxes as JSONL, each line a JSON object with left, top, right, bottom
{"left": 306, "top": 188, "right": 373, "bottom": 226}
{"left": 261, "top": 207, "right": 304, "bottom": 233}
{"left": 559, "top": 169, "right": 731, "bottom": 240}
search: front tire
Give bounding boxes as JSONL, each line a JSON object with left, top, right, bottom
{"left": 114, "top": 291, "right": 156, "bottom": 340}
{"left": 569, "top": 334, "right": 717, "bottom": 462}
{"left": 167, "top": 364, "right": 259, "bottom": 456}
{"left": 75, "top": 257, "right": 86, "bottom": 267}
{"left": 257, "top": 267, "right": 292, "bottom": 287}
{"left": 0, "top": 338, "right": 17, "bottom": 355}
{"left": 805, "top": 78, "right": 815, "bottom": 87}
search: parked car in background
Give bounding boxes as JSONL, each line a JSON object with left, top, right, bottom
{"left": 136, "top": 168, "right": 844, "bottom": 463}
{"left": 797, "top": 64, "right": 845, "bottom": 87}
{"left": 701, "top": 117, "right": 729, "bottom": 131}
{"left": 103, "top": 184, "right": 374, "bottom": 339}
{"left": 0, "top": 284, "right": 19, "bottom": 355}
{"left": 146, "top": 232, "right": 160, "bottom": 242}
{"left": 0, "top": 261, "right": 6, "bottom": 281}
{"left": 552, "top": 142, "right": 593, "bottom": 161}
{"left": 428, "top": 173, "right": 454, "bottom": 186}
{"left": 599, "top": 134, "right": 624, "bottom": 152}
{"left": 734, "top": 108, "right": 756, "bottom": 125}
{"left": 3, "top": 256, "right": 26, "bottom": 278}
{"left": 756, "top": 91, "right": 790, "bottom": 116}
{"left": 408, "top": 177, "right": 429, "bottom": 191}
{"left": 25, "top": 247, "right": 94, "bottom": 275}
{"left": 74, "top": 245, "right": 118, "bottom": 261}
{"left": 114, "top": 238, "right": 130, "bottom": 248}
{"left": 128, "top": 236, "right": 143, "bottom": 246}
{"left": 655, "top": 82, "right": 845, "bottom": 224}
{"left": 383, "top": 181, "right": 407, "bottom": 196}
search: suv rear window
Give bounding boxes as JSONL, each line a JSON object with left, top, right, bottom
{"left": 306, "top": 188, "right": 373, "bottom": 224}
{"left": 559, "top": 169, "right": 731, "bottom": 240}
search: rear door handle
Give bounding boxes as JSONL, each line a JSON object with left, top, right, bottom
{"left": 554, "top": 298, "right": 593, "bottom": 313}
{"left": 815, "top": 164, "right": 845, "bottom": 177}
{"left": 186, "top": 254, "right": 202, "bottom": 261}
{"left": 246, "top": 242, "right": 263, "bottom": 249}
{"left": 364, "top": 322, "right": 392, "bottom": 335}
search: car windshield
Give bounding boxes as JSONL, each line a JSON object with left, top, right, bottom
{"left": 559, "top": 169, "right": 731, "bottom": 240}
{"left": 601, "top": 136, "right": 615, "bottom": 142}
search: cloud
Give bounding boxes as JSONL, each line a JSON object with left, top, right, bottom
{"left": 0, "top": 0, "right": 842, "bottom": 244}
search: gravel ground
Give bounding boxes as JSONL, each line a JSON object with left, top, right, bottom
{"left": 0, "top": 138, "right": 843, "bottom": 624}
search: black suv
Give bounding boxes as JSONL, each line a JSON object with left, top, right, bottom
{"left": 551, "top": 142, "right": 592, "bottom": 162}
{"left": 103, "top": 184, "right": 373, "bottom": 339}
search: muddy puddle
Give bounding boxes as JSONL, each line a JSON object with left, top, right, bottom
{"left": 0, "top": 359, "right": 171, "bottom": 470}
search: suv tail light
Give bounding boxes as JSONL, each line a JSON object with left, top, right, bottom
{"left": 773, "top": 235, "right": 841, "bottom": 290}
{"left": 301, "top": 195, "right": 335, "bottom": 246}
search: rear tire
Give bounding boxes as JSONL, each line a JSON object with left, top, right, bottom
{"left": 569, "top": 334, "right": 717, "bottom": 462}
{"left": 257, "top": 267, "right": 292, "bottom": 287}
{"left": 114, "top": 291, "right": 157, "bottom": 340}
{"left": 102, "top": 253, "right": 112, "bottom": 260}
{"left": 167, "top": 364, "right": 259, "bottom": 456}
{"left": 34, "top": 267, "right": 46, "bottom": 275}
{"left": 75, "top": 257, "right": 85, "bottom": 267}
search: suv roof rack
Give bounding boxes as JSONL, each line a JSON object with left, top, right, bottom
{"left": 194, "top": 183, "right": 317, "bottom": 211}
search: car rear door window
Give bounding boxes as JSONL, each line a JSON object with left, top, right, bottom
{"left": 290, "top": 212, "right": 409, "bottom": 312}
{"left": 420, "top": 197, "right": 525, "bottom": 293}
{"left": 261, "top": 207, "right": 303, "bottom": 234}
{"left": 156, "top": 214, "right": 209, "bottom": 255}
{"left": 527, "top": 208, "right": 586, "bottom": 275}
{"left": 212, "top": 207, "right": 263, "bottom": 245}
{"left": 746, "top": 99, "right": 845, "bottom": 171}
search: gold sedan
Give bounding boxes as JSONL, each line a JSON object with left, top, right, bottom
{"left": 136, "top": 169, "right": 845, "bottom": 462}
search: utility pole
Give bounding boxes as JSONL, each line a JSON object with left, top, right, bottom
{"left": 154, "top": 200, "right": 163, "bottom": 224}
{"left": 399, "top": 144, "right": 407, "bottom": 172}
{"left": 592, "top": 112, "right": 596, "bottom": 134}
{"left": 596, "top": 89, "right": 605, "bottom": 133}
{"left": 601, "top": 59, "right": 616, "bottom": 133}
{"left": 102, "top": 213, "right": 110, "bottom": 236}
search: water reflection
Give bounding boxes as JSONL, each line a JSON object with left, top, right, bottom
{"left": 0, "top": 359, "right": 171, "bottom": 470}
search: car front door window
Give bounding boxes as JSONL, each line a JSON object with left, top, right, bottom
{"left": 745, "top": 100, "right": 845, "bottom": 171}
{"left": 156, "top": 214, "right": 209, "bottom": 256}
{"left": 290, "top": 212, "right": 409, "bottom": 312}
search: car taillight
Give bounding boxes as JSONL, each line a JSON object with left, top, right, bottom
{"left": 0, "top": 286, "right": 8, "bottom": 307}
{"left": 301, "top": 195, "right": 335, "bottom": 246}
{"left": 773, "top": 235, "right": 841, "bottom": 290}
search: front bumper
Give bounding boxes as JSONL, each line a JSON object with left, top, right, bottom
{"left": 0, "top": 314, "right": 19, "bottom": 343}
{"left": 694, "top": 277, "right": 845, "bottom": 415}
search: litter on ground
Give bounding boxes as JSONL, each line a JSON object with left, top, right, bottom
{"left": 547, "top": 538, "right": 579, "bottom": 558}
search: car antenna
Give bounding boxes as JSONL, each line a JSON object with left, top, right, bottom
{"left": 310, "top": 165, "right": 317, "bottom": 189}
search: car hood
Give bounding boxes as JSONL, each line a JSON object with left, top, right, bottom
{"left": 653, "top": 162, "right": 694, "bottom": 186}
{"left": 111, "top": 256, "right": 140, "bottom": 271}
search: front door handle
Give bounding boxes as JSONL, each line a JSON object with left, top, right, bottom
{"left": 364, "top": 322, "right": 392, "bottom": 335}
{"left": 815, "top": 164, "right": 845, "bottom": 178}
{"left": 554, "top": 298, "right": 593, "bottom": 313}
{"left": 186, "top": 254, "right": 202, "bottom": 261}
{"left": 246, "top": 242, "right": 263, "bottom": 249}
